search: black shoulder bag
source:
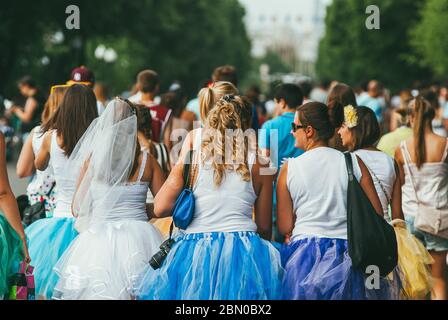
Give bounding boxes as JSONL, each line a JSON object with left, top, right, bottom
{"left": 22, "top": 182, "right": 56, "bottom": 227}
{"left": 344, "top": 153, "right": 398, "bottom": 277}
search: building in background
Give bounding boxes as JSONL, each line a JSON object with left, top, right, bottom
{"left": 239, "top": 0, "right": 332, "bottom": 76}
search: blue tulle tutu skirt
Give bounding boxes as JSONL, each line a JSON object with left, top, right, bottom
{"left": 25, "top": 217, "right": 78, "bottom": 299}
{"left": 136, "top": 231, "right": 284, "bottom": 300}
{"left": 281, "top": 237, "right": 402, "bottom": 300}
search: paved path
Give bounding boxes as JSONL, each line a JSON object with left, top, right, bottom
{"left": 7, "top": 162, "right": 27, "bottom": 196}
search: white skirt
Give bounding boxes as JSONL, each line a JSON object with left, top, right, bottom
{"left": 52, "top": 220, "right": 164, "bottom": 300}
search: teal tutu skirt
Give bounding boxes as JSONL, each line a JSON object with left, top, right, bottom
{"left": 136, "top": 231, "right": 284, "bottom": 300}
{"left": 25, "top": 217, "right": 78, "bottom": 299}
{"left": 0, "top": 214, "right": 23, "bottom": 297}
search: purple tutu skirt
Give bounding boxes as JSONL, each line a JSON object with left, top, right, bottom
{"left": 281, "top": 237, "right": 402, "bottom": 300}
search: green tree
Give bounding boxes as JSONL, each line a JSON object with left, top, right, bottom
{"left": 0, "top": 0, "right": 252, "bottom": 98}
{"left": 412, "top": 0, "right": 448, "bottom": 77}
{"left": 317, "top": 0, "right": 431, "bottom": 91}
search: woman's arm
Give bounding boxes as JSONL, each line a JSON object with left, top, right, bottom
{"left": 357, "top": 156, "right": 383, "bottom": 216}
{"left": 252, "top": 160, "right": 274, "bottom": 240}
{"left": 153, "top": 160, "right": 185, "bottom": 218}
{"left": 13, "top": 97, "right": 38, "bottom": 123}
{"left": 16, "top": 129, "right": 36, "bottom": 178}
{"left": 0, "top": 134, "right": 30, "bottom": 262}
{"left": 390, "top": 160, "right": 404, "bottom": 220}
{"left": 276, "top": 163, "right": 295, "bottom": 237}
{"left": 35, "top": 132, "right": 52, "bottom": 171}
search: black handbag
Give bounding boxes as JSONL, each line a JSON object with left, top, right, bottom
{"left": 344, "top": 153, "right": 398, "bottom": 277}
{"left": 22, "top": 182, "right": 56, "bottom": 227}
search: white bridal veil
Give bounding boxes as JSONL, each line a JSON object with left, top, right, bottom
{"left": 65, "top": 97, "right": 138, "bottom": 232}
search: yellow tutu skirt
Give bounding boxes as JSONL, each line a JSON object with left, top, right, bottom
{"left": 392, "top": 219, "right": 434, "bottom": 299}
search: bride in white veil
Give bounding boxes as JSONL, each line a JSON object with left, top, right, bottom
{"left": 52, "top": 97, "right": 165, "bottom": 300}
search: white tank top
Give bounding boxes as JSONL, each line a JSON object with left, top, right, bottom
{"left": 354, "top": 149, "right": 395, "bottom": 221}
{"left": 185, "top": 129, "right": 258, "bottom": 234}
{"left": 50, "top": 131, "right": 77, "bottom": 218}
{"left": 90, "top": 151, "right": 149, "bottom": 223}
{"left": 287, "top": 148, "right": 362, "bottom": 240}
{"left": 401, "top": 140, "right": 448, "bottom": 217}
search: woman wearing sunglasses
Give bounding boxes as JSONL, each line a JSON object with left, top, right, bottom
{"left": 277, "top": 101, "right": 400, "bottom": 300}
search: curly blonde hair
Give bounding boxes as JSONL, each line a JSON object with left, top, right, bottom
{"left": 201, "top": 95, "right": 251, "bottom": 187}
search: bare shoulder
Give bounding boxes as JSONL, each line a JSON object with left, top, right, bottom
{"left": 181, "top": 110, "right": 196, "bottom": 122}
{"left": 435, "top": 134, "right": 448, "bottom": 148}
{"left": 394, "top": 145, "right": 404, "bottom": 164}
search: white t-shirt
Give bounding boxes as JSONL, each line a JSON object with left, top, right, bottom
{"left": 287, "top": 147, "right": 362, "bottom": 240}
{"left": 128, "top": 92, "right": 161, "bottom": 105}
{"left": 354, "top": 149, "right": 395, "bottom": 221}
{"left": 97, "top": 100, "right": 106, "bottom": 116}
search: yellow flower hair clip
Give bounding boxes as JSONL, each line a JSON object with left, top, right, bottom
{"left": 344, "top": 105, "right": 358, "bottom": 128}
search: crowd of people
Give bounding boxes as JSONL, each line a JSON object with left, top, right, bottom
{"left": 0, "top": 63, "right": 447, "bottom": 300}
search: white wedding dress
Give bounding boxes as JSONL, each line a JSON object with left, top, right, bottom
{"left": 51, "top": 99, "right": 164, "bottom": 300}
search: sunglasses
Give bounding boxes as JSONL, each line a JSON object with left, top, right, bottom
{"left": 291, "top": 122, "right": 306, "bottom": 133}
{"left": 50, "top": 81, "right": 93, "bottom": 95}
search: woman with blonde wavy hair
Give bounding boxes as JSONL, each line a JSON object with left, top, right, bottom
{"left": 170, "top": 81, "right": 239, "bottom": 166}
{"left": 137, "top": 95, "right": 283, "bottom": 300}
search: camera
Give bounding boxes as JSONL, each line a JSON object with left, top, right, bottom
{"left": 149, "top": 238, "right": 175, "bottom": 270}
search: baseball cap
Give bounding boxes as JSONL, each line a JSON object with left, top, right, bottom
{"left": 68, "top": 66, "right": 95, "bottom": 86}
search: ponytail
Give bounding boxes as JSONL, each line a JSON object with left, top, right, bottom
{"left": 198, "top": 86, "right": 214, "bottom": 123}
{"left": 327, "top": 101, "right": 343, "bottom": 129}
{"left": 411, "top": 96, "right": 435, "bottom": 169}
{"left": 198, "top": 81, "right": 238, "bottom": 123}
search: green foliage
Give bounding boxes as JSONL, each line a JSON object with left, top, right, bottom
{"left": 412, "top": 0, "right": 448, "bottom": 76}
{"left": 316, "top": 0, "right": 432, "bottom": 92}
{"left": 0, "top": 0, "right": 251, "bottom": 98}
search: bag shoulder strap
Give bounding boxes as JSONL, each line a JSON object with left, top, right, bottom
{"left": 183, "top": 150, "right": 198, "bottom": 189}
{"left": 344, "top": 152, "right": 354, "bottom": 182}
{"left": 400, "top": 142, "right": 421, "bottom": 204}
{"left": 159, "top": 143, "right": 169, "bottom": 173}
{"left": 442, "top": 138, "right": 448, "bottom": 162}
{"left": 365, "top": 162, "right": 391, "bottom": 205}
{"left": 137, "top": 150, "right": 149, "bottom": 183}
{"left": 183, "top": 150, "right": 192, "bottom": 188}
{"left": 45, "top": 181, "right": 56, "bottom": 198}
{"left": 401, "top": 140, "right": 413, "bottom": 164}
